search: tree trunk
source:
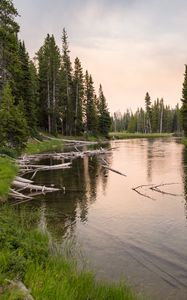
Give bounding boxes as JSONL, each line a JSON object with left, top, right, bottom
{"left": 47, "top": 74, "right": 51, "bottom": 134}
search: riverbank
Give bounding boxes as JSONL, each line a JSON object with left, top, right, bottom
{"left": 181, "top": 138, "right": 187, "bottom": 147}
{"left": 0, "top": 158, "right": 17, "bottom": 202}
{"left": 0, "top": 205, "right": 144, "bottom": 300}
{"left": 26, "top": 138, "right": 65, "bottom": 155}
{"left": 0, "top": 141, "right": 144, "bottom": 299}
{"left": 109, "top": 132, "right": 173, "bottom": 139}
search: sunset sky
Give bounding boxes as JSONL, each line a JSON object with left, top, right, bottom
{"left": 14, "top": 0, "right": 187, "bottom": 113}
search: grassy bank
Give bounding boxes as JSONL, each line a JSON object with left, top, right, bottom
{"left": 26, "top": 139, "right": 64, "bottom": 155}
{"left": 0, "top": 206, "right": 143, "bottom": 300}
{"left": 109, "top": 132, "right": 172, "bottom": 140}
{"left": 0, "top": 158, "right": 17, "bottom": 201}
{"left": 181, "top": 138, "right": 187, "bottom": 146}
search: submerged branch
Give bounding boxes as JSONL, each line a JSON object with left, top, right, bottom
{"left": 102, "top": 165, "right": 127, "bottom": 177}
{"left": 150, "top": 183, "right": 183, "bottom": 196}
{"left": 132, "top": 184, "right": 155, "bottom": 201}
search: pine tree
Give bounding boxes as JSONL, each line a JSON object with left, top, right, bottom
{"left": 181, "top": 65, "right": 187, "bottom": 136}
{"left": 37, "top": 34, "right": 61, "bottom": 134}
{"left": 145, "top": 92, "right": 152, "bottom": 133}
{"left": 0, "top": 0, "right": 20, "bottom": 102}
{"left": 59, "top": 28, "right": 73, "bottom": 135}
{"left": 84, "top": 71, "right": 98, "bottom": 135}
{"left": 72, "top": 57, "right": 84, "bottom": 135}
{"left": 97, "top": 84, "right": 111, "bottom": 136}
{"left": 0, "top": 83, "right": 28, "bottom": 152}
{"left": 17, "top": 41, "right": 38, "bottom": 132}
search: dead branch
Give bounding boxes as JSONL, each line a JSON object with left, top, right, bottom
{"left": 132, "top": 184, "right": 155, "bottom": 201}
{"left": 150, "top": 183, "right": 183, "bottom": 196}
{"left": 102, "top": 165, "right": 127, "bottom": 177}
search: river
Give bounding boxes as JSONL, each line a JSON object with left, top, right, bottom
{"left": 17, "top": 138, "right": 187, "bottom": 300}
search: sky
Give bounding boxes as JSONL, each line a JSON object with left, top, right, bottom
{"left": 14, "top": 0, "right": 187, "bottom": 113}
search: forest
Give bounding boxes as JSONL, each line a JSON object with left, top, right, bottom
{"left": 111, "top": 94, "right": 182, "bottom": 134}
{"left": 0, "top": 0, "right": 111, "bottom": 155}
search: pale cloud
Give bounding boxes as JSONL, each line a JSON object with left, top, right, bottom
{"left": 14, "top": 0, "right": 187, "bottom": 112}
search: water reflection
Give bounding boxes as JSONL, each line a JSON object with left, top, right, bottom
{"left": 14, "top": 139, "right": 187, "bottom": 300}
{"left": 146, "top": 139, "right": 154, "bottom": 181}
{"left": 25, "top": 152, "right": 111, "bottom": 240}
{"left": 182, "top": 147, "right": 187, "bottom": 219}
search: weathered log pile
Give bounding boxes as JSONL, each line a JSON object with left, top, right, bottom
{"left": 10, "top": 147, "right": 124, "bottom": 203}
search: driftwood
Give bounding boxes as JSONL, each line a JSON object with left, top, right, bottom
{"left": 15, "top": 176, "right": 33, "bottom": 184}
{"left": 29, "top": 163, "right": 72, "bottom": 179}
{"left": 132, "top": 183, "right": 183, "bottom": 200}
{"left": 100, "top": 158, "right": 127, "bottom": 177}
{"left": 12, "top": 180, "right": 60, "bottom": 193}
{"left": 19, "top": 148, "right": 111, "bottom": 163}
{"left": 102, "top": 165, "right": 127, "bottom": 177}
{"left": 10, "top": 147, "right": 112, "bottom": 202}
{"left": 9, "top": 189, "right": 33, "bottom": 200}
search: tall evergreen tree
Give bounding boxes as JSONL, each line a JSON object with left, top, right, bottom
{"left": 97, "top": 84, "right": 111, "bottom": 136}
{"left": 72, "top": 57, "right": 84, "bottom": 135}
{"left": 37, "top": 34, "right": 61, "bottom": 134}
{"left": 59, "top": 28, "right": 73, "bottom": 135}
{"left": 145, "top": 92, "right": 152, "bottom": 133}
{"left": 0, "top": 83, "right": 28, "bottom": 152}
{"left": 0, "top": 0, "right": 20, "bottom": 102}
{"left": 84, "top": 71, "right": 98, "bottom": 135}
{"left": 17, "top": 41, "right": 38, "bottom": 131}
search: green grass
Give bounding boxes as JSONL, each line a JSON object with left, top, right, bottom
{"left": 181, "top": 138, "right": 187, "bottom": 146}
{"left": 0, "top": 158, "right": 17, "bottom": 201}
{"left": 26, "top": 139, "right": 64, "bottom": 155}
{"left": 41, "top": 131, "right": 107, "bottom": 142}
{"left": 109, "top": 132, "right": 172, "bottom": 140}
{"left": 0, "top": 206, "right": 144, "bottom": 300}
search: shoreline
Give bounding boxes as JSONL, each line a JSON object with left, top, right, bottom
{"left": 0, "top": 139, "right": 144, "bottom": 300}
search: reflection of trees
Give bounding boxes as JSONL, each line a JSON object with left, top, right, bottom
{"left": 88, "top": 156, "right": 99, "bottom": 203}
{"left": 146, "top": 139, "right": 154, "bottom": 182}
{"left": 26, "top": 152, "right": 110, "bottom": 241}
{"left": 100, "top": 153, "right": 113, "bottom": 194}
{"left": 182, "top": 148, "right": 187, "bottom": 219}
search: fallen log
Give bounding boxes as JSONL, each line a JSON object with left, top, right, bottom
{"left": 19, "top": 148, "right": 111, "bottom": 163}
{"left": 12, "top": 180, "right": 60, "bottom": 193}
{"left": 40, "top": 135, "right": 98, "bottom": 145}
{"left": 30, "top": 163, "right": 72, "bottom": 179}
{"left": 9, "top": 189, "right": 33, "bottom": 200}
{"left": 15, "top": 176, "right": 33, "bottom": 184}
{"left": 102, "top": 165, "right": 127, "bottom": 177}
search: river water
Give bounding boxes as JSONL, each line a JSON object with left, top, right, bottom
{"left": 18, "top": 138, "right": 187, "bottom": 300}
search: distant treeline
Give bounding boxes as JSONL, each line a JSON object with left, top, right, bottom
{"left": 0, "top": 0, "right": 111, "bottom": 153}
{"left": 111, "top": 94, "right": 182, "bottom": 134}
